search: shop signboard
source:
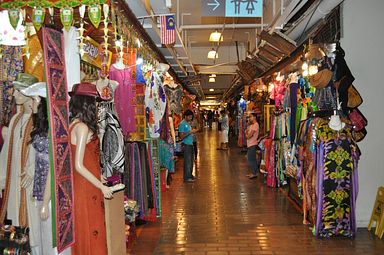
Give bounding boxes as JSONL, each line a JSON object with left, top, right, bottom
{"left": 201, "top": 0, "right": 263, "bottom": 17}
{"left": 81, "top": 36, "right": 112, "bottom": 68}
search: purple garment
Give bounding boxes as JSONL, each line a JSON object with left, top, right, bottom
{"left": 109, "top": 65, "right": 136, "bottom": 135}
{"left": 32, "top": 134, "right": 49, "bottom": 201}
{"left": 289, "top": 83, "right": 298, "bottom": 144}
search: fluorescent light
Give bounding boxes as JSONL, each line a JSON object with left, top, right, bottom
{"left": 209, "top": 31, "right": 223, "bottom": 42}
{"left": 207, "top": 49, "right": 218, "bottom": 59}
{"left": 209, "top": 88, "right": 215, "bottom": 91}
{"left": 206, "top": 96, "right": 216, "bottom": 99}
{"left": 210, "top": 74, "right": 216, "bottom": 77}
{"left": 208, "top": 78, "right": 215, "bottom": 83}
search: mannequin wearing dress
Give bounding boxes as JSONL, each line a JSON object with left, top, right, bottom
{"left": 69, "top": 93, "right": 112, "bottom": 255}
{"left": 0, "top": 90, "right": 41, "bottom": 252}
{"left": 28, "top": 96, "right": 58, "bottom": 255}
{"left": 328, "top": 111, "right": 345, "bottom": 131}
{"left": 109, "top": 57, "right": 136, "bottom": 135}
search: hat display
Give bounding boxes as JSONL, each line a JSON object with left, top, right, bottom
{"left": 13, "top": 73, "right": 39, "bottom": 90}
{"left": 20, "top": 82, "right": 47, "bottom": 98}
{"left": 69, "top": 82, "right": 102, "bottom": 99}
{"left": 308, "top": 69, "right": 333, "bottom": 89}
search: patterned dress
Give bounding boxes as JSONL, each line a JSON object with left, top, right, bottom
{"left": 32, "top": 134, "right": 49, "bottom": 201}
{"left": 315, "top": 120, "right": 359, "bottom": 237}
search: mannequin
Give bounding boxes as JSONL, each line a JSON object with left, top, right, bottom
{"left": 113, "top": 54, "right": 126, "bottom": 70}
{"left": 69, "top": 83, "right": 112, "bottom": 255}
{"left": 329, "top": 110, "right": 345, "bottom": 131}
{"left": 109, "top": 55, "right": 136, "bottom": 135}
{"left": 0, "top": 77, "right": 40, "bottom": 252}
{"left": 22, "top": 81, "right": 58, "bottom": 254}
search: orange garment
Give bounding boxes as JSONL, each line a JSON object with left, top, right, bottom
{"left": 70, "top": 124, "right": 107, "bottom": 255}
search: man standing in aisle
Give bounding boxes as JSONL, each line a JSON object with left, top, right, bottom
{"left": 246, "top": 112, "right": 259, "bottom": 179}
{"left": 179, "top": 110, "right": 198, "bottom": 182}
{"left": 217, "top": 110, "right": 229, "bottom": 150}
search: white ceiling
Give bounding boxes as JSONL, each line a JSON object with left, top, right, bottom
{"left": 125, "top": 0, "right": 311, "bottom": 100}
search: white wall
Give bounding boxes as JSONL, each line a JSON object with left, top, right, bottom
{"left": 341, "top": 0, "right": 384, "bottom": 227}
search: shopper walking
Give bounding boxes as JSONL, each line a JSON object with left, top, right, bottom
{"left": 217, "top": 110, "right": 229, "bottom": 150}
{"left": 178, "top": 110, "right": 198, "bottom": 182}
{"left": 246, "top": 112, "right": 260, "bottom": 179}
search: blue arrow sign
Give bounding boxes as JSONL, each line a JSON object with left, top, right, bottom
{"left": 201, "top": 0, "right": 263, "bottom": 17}
{"left": 201, "top": 0, "right": 225, "bottom": 17}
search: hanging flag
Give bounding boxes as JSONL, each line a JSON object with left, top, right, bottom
{"left": 160, "top": 14, "right": 176, "bottom": 45}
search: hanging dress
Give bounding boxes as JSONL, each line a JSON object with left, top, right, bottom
{"left": 109, "top": 65, "right": 137, "bottom": 135}
{"left": 144, "top": 70, "right": 167, "bottom": 138}
{"left": 70, "top": 124, "right": 107, "bottom": 255}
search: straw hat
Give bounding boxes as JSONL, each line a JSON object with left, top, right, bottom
{"left": 308, "top": 69, "right": 333, "bottom": 89}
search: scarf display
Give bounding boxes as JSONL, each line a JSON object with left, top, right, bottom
{"left": 42, "top": 26, "right": 74, "bottom": 252}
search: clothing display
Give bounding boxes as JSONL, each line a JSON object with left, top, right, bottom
{"left": 63, "top": 26, "right": 80, "bottom": 92}
{"left": 0, "top": 10, "right": 26, "bottom": 46}
{"left": 164, "top": 84, "right": 183, "bottom": 114}
{"left": 145, "top": 70, "right": 167, "bottom": 138}
{"left": 42, "top": 26, "right": 74, "bottom": 252}
{"left": 0, "top": 45, "right": 23, "bottom": 125}
{"left": 110, "top": 65, "right": 137, "bottom": 135}
{"left": 70, "top": 124, "right": 108, "bottom": 255}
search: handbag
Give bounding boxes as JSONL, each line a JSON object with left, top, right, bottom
{"left": 349, "top": 108, "right": 367, "bottom": 131}
{"left": 347, "top": 85, "right": 363, "bottom": 108}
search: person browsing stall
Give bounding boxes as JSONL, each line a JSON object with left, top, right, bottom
{"left": 178, "top": 110, "right": 198, "bottom": 182}
{"left": 246, "top": 112, "right": 260, "bottom": 179}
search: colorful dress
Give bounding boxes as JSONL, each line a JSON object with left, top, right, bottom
{"left": 144, "top": 70, "right": 167, "bottom": 138}
{"left": 70, "top": 124, "right": 107, "bottom": 255}
{"left": 315, "top": 120, "right": 359, "bottom": 237}
{"left": 109, "top": 65, "right": 137, "bottom": 135}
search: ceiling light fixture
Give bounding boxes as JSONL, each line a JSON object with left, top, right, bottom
{"left": 209, "top": 30, "right": 223, "bottom": 42}
{"left": 209, "top": 88, "right": 215, "bottom": 91}
{"left": 210, "top": 74, "right": 217, "bottom": 77}
{"left": 207, "top": 49, "right": 218, "bottom": 59}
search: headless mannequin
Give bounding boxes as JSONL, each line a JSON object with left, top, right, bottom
{"left": 329, "top": 110, "right": 345, "bottom": 131}
{"left": 0, "top": 90, "right": 42, "bottom": 252}
{"left": 70, "top": 122, "right": 113, "bottom": 198}
{"left": 113, "top": 54, "right": 126, "bottom": 70}
{"left": 28, "top": 96, "right": 58, "bottom": 255}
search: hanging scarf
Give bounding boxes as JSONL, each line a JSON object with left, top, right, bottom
{"left": 0, "top": 112, "right": 33, "bottom": 226}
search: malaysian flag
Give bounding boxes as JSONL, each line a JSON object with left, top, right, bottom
{"left": 160, "top": 14, "right": 176, "bottom": 45}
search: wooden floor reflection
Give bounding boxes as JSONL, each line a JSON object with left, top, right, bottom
{"left": 129, "top": 128, "right": 384, "bottom": 255}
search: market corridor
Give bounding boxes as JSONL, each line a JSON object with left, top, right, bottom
{"left": 130, "top": 129, "right": 384, "bottom": 255}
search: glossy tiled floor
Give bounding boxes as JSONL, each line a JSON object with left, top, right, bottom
{"left": 129, "top": 129, "right": 384, "bottom": 255}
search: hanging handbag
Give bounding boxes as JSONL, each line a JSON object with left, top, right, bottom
{"left": 347, "top": 85, "right": 363, "bottom": 108}
{"left": 349, "top": 108, "right": 367, "bottom": 132}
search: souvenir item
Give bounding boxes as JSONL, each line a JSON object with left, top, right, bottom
{"left": 308, "top": 69, "right": 333, "bottom": 89}
{"left": 32, "top": 7, "right": 45, "bottom": 31}
{"left": 60, "top": 7, "right": 73, "bottom": 31}
{"left": 88, "top": 4, "right": 102, "bottom": 28}
{"left": 8, "top": 9, "right": 20, "bottom": 30}
{"left": 347, "top": 85, "right": 363, "bottom": 108}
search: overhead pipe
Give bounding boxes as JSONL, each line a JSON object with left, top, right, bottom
{"left": 284, "top": 0, "right": 343, "bottom": 42}
{"left": 179, "top": 23, "right": 269, "bottom": 30}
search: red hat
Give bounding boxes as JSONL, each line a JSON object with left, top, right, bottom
{"left": 69, "top": 82, "right": 101, "bottom": 99}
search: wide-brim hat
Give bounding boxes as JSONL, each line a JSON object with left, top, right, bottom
{"left": 69, "top": 82, "right": 105, "bottom": 100}
{"left": 13, "top": 73, "right": 39, "bottom": 90}
{"left": 20, "top": 82, "right": 47, "bottom": 98}
{"left": 308, "top": 69, "right": 333, "bottom": 89}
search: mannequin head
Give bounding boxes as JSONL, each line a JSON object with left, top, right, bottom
{"left": 30, "top": 97, "right": 48, "bottom": 140}
{"left": 69, "top": 95, "right": 97, "bottom": 135}
{"left": 13, "top": 89, "right": 31, "bottom": 105}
